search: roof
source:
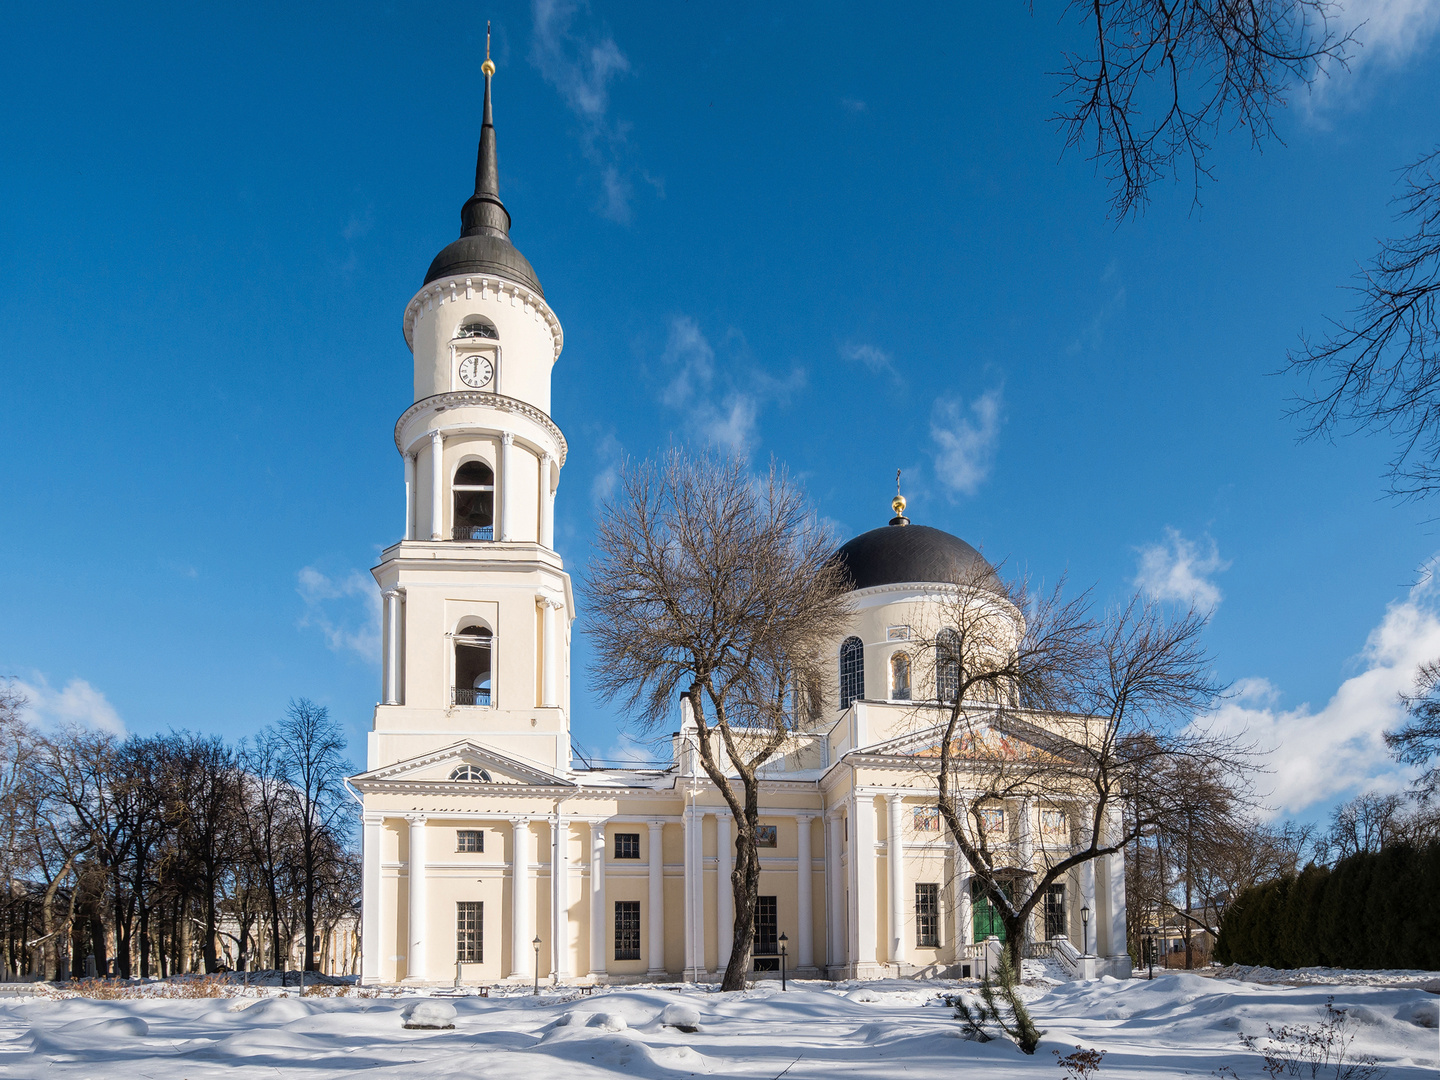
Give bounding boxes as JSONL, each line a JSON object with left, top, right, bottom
{"left": 833, "top": 523, "right": 997, "bottom": 592}
{"left": 422, "top": 61, "right": 543, "bottom": 296}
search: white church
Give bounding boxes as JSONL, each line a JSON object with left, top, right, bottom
{"left": 349, "top": 59, "right": 1131, "bottom": 986}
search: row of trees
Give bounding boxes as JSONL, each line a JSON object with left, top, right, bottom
{"left": 0, "top": 686, "right": 358, "bottom": 980}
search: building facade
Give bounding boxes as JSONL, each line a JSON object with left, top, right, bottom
{"left": 351, "top": 65, "right": 1131, "bottom": 986}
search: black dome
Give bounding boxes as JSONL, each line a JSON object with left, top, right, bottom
{"left": 424, "top": 232, "right": 543, "bottom": 295}
{"left": 833, "top": 524, "right": 995, "bottom": 591}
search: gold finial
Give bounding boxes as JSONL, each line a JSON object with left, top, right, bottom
{"left": 482, "top": 21, "right": 495, "bottom": 77}
{"left": 891, "top": 469, "right": 907, "bottom": 520}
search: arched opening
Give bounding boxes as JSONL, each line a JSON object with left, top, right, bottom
{"left": 936, "top": 628, "right": 960, "bottom": 703}
{"left": 455, "top": 318, "right": 498, "bottom": 340}
{"left": 453, "top": 460, "right": 494, "bottom": 541}
{"left": 839, "top": 636, "right": 864, "bottom": 709}
{"left": 453, "top": 624, "right": 492, "bottom": 706}
{"left": 890, "top": 651, "right": 911, "bottom": 701}
{"left": 449, "top": 764, "right": 492, "bottom": 782}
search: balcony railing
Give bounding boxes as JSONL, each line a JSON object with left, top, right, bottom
{"left": 452, "top": 524, "right": 494, "bottom": 541}
{"left": 452, "top": 687, "right": 492, "bottom": 707}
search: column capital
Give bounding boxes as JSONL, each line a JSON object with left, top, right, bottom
{"left": 500, "top": 430, "right": 515, "bottom": 446}
{"left": 540, "top": 450, "right": 554, "bottom": 465}
{"left": 428, "top": 428, "right": 444, "bottom": 445}
{"left": 362, "top": 812, "right": 385, "bottom": 825}
{"left": 405, "top": 813, "right": 427, "bottom": 825}
{"left": 509, "top": 814, "right": 532, "bottom": 826}
{"left": 382, "top": 586, "right": 405, "bottom": 600}
{"left": 795, "top": 812, "right": 818, "bottom": 823}
{"left": 825, "top": 808, "right": 843, "bottom": 821}
{"left": 647, "top": 818, "right": 666, "bottom": 830}
{"left": 589, "top": 819, "right": 606, "bottom": 836}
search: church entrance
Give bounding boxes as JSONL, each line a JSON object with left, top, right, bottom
{"left": 753, "top": 896, "right": 779, "bottom": 971}
{"left": 972, "top": 878, "right": 1014, "bottom": 942}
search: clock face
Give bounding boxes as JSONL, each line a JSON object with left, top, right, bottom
{"left": 458, "top": 354, "right": 494, "bottom": 388}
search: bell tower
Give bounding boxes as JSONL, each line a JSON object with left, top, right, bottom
{"left": 369, "top": 51, "right": 572, "bottom": 776}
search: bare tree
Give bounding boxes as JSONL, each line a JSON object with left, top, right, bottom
{"left": 1288, "top": 149, "right": 1440, "bottom": 497}
{"left": 1055, "top": 0, "right": 1352, "bottom": 219}
{"left": 587, "top": 448, "right": 850, "bottom": 991}
{"left": 275, "top": 699, "right": 352, "bottom": 973}
{"left": 902, "top": 562, "right": 1238, "bottom": 970}
{"left": 1387, "top": 656, "right": 1440, "bottom": 797}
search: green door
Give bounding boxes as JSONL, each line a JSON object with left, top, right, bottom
{"left": 972, "top": 879, "right": 1011, "bottom": 942}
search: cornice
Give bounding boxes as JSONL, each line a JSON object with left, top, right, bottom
{"left": 394, "top": 391, "right": 568, "bottom": 466}
{"left": 404, "top": 273, "right": 563, "bottom": 362}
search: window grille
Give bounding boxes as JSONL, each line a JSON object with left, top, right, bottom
{"left": 614, "top": 833, "right": 640, "bottom": 859}
{"left": 916, "top": 883, "right": 940, "bottom": 947}
{"left": 839, "top": 637, "right": 864, "bottom": 709}
{"left": 456, "top": 901, "right": 482, "bottom": 963}
{"left": 450, "top": 765, "right": 492, "bottom": 782}
{"left": 890, "top": 651, "right": 911, "bottom": 701}
{"left": 457, "top": 829, "right": 484, "bottom": 852}
{"left": 936, "top": 628, "right": 960, "bottom": 702}
{"left": 1044, "top": 884, "right": 1066, "bottom": 940}
{"left": 614, "top": 901, "right": 641, "bottom": 960}
{"left": 753, "top": 895, "right": 778, "bottom": 970}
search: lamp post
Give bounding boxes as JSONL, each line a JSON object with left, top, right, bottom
{"left": 532, "top": 936, "right": 541, "bottom": 996}
{"left": 1080, "top": 905, "right": 1090, "bottom": 957}
{"left": 778, "top": 933, "right": 788, "bottom": 992}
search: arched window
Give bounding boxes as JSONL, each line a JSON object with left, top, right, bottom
{"left": 449, "top": 764, "right": 492, "bottom": 782}
{"left": 453, "top": 461, "right": 494, "bottom": 541}
{"left": 936, "top": 628, "right": 961, "bottom": 703}
{"left": 453, "top": 624, "right": 492, "bottom": 706}
{"left": 839, "top": 636, "right": 864, "bottom": 710}
{"left": 891, "top": 651, "right": 911, "bottom": 701}
{"left": 456, "top": 318, "right": 498, "bottom": 340}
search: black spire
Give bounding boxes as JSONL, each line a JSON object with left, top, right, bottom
{"left": 460, "top": 32, "right": 510, "bottom": 239}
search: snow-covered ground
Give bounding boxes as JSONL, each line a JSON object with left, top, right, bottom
{"left": 0, "top": 972, "right": 1435, "bottom": 1079}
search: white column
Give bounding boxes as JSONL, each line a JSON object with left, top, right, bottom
{"left": 499, "top": 431, "right": 514, "bottom": 542}
{"left": 1017, "top": 799, "right": 1034, "bottom": 941}
{"left": 541, "top": 597, "right": 559, "bottom": 708}
{"left": 954, "top": 841, "right": 973, "bottom": 951}
{"left": 511, "top": 817, "right": 533, "bottom": 978}
{"left": 683, "top": 806, "right": 698, "bottom": 976}
{"left": 428, "top": 429, "right": 444, "bottom": 540}
{"left": 539, "top": 451, "right": 555, "bottom": 549}
{"left": 382, "top": 589, "right": 402, "bottom": 706}
{"left": 1080, "top": 857, "right": 1097, "bottom": 955}
{"left": 826, "top": 811, "right": 844, "bottom": 969}
{"left": 647, "top": 819, "right": 665, "bottom": 974}
{"left": 553, "top": 812, "right": 570, "bottom": 978}
{"left": 361, "top": 813, "right": 382, "bottom": 982}
{"left": 403, "top": 452, "right": 416, "bottom": 541}
{"left": 1104, "top": 804, "right": 1128, "bottom": 960}
{"left": 796, "top": 814, "right": 815, "bottom": 969}
{"left": 589, "top": 822, "right": 606, "bottom": 976}
{"left": 886, "top": 794, "right": 905, "bottom": 966}
{"left": 406, "top": 814, "right": 427, "bottom": 981}
{"left": 852, "top": 797, "right": 878, "bottom": 972}
{"left": 716, "top": 811, "right": 733, "bottom": 972}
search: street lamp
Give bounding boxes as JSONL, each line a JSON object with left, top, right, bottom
{"left": 532, "top": 936, "right": 542, "bottom": 996}
{"left": 1080, "top": 906, "right": 1090, "bottom": 957}
{"left": 778, "top": 933, "right": 788, "bottom": 992}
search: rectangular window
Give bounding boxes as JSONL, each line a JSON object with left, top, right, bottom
{"left": 913, "top": 807, "right": 940, "bottom": 833}
{"left": 1041, "top": 809, "right": 1066, "bottom": 833}
{"left": 980, "top": 807, "right": 1005, "bottom": 833}
{"left": 457, "top": 829, "right": 484, "bottom": 853}
{"left": 916, "top": 883, "right": 940, "bottom": 947}
{"left": 755, "top": 824, "right": 778, "bottom": 848}
{"left": 614, "top": 900, "right": 641, "bottom": 960}
{"left": 753, "top": 895, "right": 778, "bottom": 970}
{"left": 1044, "top": 883, "right": 1066, "bottom": 940}
{"left": 456, "top": 901, "right": 482, "bottom": 963}
{"left": 614, "top": 832, "right": 640, "bottom": 859}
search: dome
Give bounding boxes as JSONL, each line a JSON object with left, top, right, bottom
{"left": 833, "top": 523, "right": 996, "bottom": 592}
{"left": 424, "top": 232, "right": 543, "bottom": 294}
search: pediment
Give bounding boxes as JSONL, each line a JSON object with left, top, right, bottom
{"left": 353, "top": 740, "right": 574, "bottom": 788}
{"left": 862, "top": 717, "right": 1074, "bottom": 765}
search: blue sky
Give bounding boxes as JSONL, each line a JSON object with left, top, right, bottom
{"left": 2, "top": 1, "right": 1439, "bottom": 825}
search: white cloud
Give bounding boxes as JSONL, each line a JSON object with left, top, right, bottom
{"left": 840, "top": 98, "right": 868, "bottom": 113}
{"left": 530, "top": 0, "right": 637, "bottom": 222}
{"left": 590, "top": 431, "right": 624, "bottom": 506}
{"left": 1207, "top": 558, "right": 1440, "bottom": 815}
{"left": 661, "top": 316, "right": 715, "bottom": 408}
{"left": 297, "top": 567, "right": 380, "bottom": 661}
{"left": 9, "top": 674, "right": 125, "bottom": 736}
{"left": 930, "top": 389, "right": 1003, "bottom": 497}
{"left": 1307, "top": 0, "right": 1440, "bottom": 109}
{"left": 1133, "top": 528, "right": 1230, "bottom": 611}
{"left": 841, "top": 342, "right": 899, "bottom": 382}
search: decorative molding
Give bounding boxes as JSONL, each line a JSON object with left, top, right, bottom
{"left": 394, "top": 391, "right": 567, "bottom": 466}
{"left": 403, "top": 273, "right": 564, "bottom": 363}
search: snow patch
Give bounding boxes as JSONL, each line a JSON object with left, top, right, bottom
{"left": 659, "top": 1001, "right": 701, "bottom": 1032}
{"left": 401, "top": 1000, "right": 457, "bottom": 1029}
